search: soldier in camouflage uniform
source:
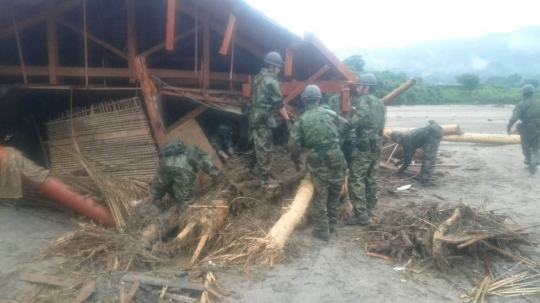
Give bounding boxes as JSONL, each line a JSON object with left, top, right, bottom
{"left": 246, "top": 52, "right": 291, "bottom": 185}
{"left": 346, "top": 74, "right": 386, "bottom": 226}
{"left": 322, "top": 93, "right": 341, "bottom": 116}
{"left": 289, "top": 85, "right": 345, "bottom": 241}
{"left": 150, "top": 140, "right": 220, "bottom": 214}
{"left": 507, "top": 84, "right": 540, "bottom": 174}
{"left": 389, "top": 120, "right": 444, "bottom": 185}
{"left": 209, "top": 123, "right": 235, "bottom": 162}
{"left": 320, "top": 103, "right": 356, "bottom": 164}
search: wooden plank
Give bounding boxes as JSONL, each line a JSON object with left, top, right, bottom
{"left": 283, "top": 65, "right": 329, "bottom": 103}
{"left": 341, "top": 86, "right": 350, "bottom": 111}
{"left": 56, "top": 19, "right": 128, "bottom": 60}
{"left": 0, "top": 0, "right": 86, "bottom": 41}
{"left": 164, "top": 293, "right": 196, "bottom": 303}
{"left": 47, "top": 0, "right": 59, "bottom": 84}
{"left": 166, "top": 119, "right": 222, "bottom": 188}
{"left": 123, "top": 281, "right": 140, "bottom": 303}
{"left": 83, "top": 0, "right": 88, "bottom": 85}
{"left": 381, "top": 78, "right": 417, "bottom": 104}
{"left": 19, "top": 273, "right": 74, "bottom": 287}
{"left": 138, "top": 26, "right": 199, "bottom": 58}
{"left": 202, "top": 10, "right": 210, "bottom": 89}
{"left": 218, "top": 9, "right": 237, "bottom": 55}
{"left": 304, "top": 32, "right": 356, "bottom": 82}
{"left": 121, "top": 274, "right": 205, "bottom": 291}
{"left": 166, "top": 105, "right": 209, "bottom": 133}
{"left": 284, "top": 47, "right": 293, "bottom": 77}
{"left": 46, "top": 128, "right": 150, "bottom": 146}
{"left": 134, "top": 57, "right": 166, "bottom": 148}
{"left": 71, "top": 280, "right": 95, "bottom": 303}
{"left": 165, "top": 0, "right": 177, "bottom": 51}
{"left": 11, "top": 13, "right": 27, "bottom": 85}
{"left": 126, "top": 0, "right": 137, "bottom": 83}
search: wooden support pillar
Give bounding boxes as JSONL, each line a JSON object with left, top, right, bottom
{"left": 126, "top": 0, "right": 137, "bottom": 83}
{"left": 218, "top": 5, "right": 239, "bottom": 55}
{"left": 202, "top": 10, "right": 210, "bottom": 89}
{"left": 341, "top": 86, "right": 350, "bottom": 112}
{"left": 47, "top": 0, "right": 59, "bottom": 84}
{"left": 83, "top": 0, "right": 89, "bottom": 85}
{"left": 165, "top": 0, "right": 177, "bottom": 51}
{"left": 284, "top": 47, "right": 293, "bottom": 77}
{"left": 283, "top": 65, "right": 329, "bottom": 103}
{"left": 134, "top": 57, "right": 166, "bottom": 148}
{"left": 11, "top": 13, "right": 27, "bottom": 85}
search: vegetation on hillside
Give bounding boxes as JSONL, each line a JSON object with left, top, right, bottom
{"left": 343, "top": 55, "right": 530, "bottom": 105}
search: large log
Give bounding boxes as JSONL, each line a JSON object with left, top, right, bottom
{"left": 442, "top": 134, "right": 520, "bottom": 145}
{"left": 247, "top": 177, "right": 314, "bottom": 266}
{"left": 381, "top": 79, "right": 417, "bottom": 104}
{"left": 384, "top": 124, "right": 461, "bottom": 137}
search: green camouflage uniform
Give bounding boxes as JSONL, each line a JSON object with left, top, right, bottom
{"left": 321, "top": 104, "right": 356, "bottom": 163}
{"left": 246, "top": 68, "right": 285, "bottom": 179}
{"left": 151, "top": 142, "right": 219, "bottom": 214}
{"left": 289, "top": 103, "right": 345, "bottom": 232}
{"left": 397, "top": 121, "right": 444, "bottom": 182}
{"left": 348, "top": 94, "right": 386, "bottom": 215}
{"left": 508, "top": 95, "right": 540, "bottom": 166}
{"left": 209, "top": 131, "right": 233, "bottom": 159}
{"left": 322, "top": 93, "right": 341, "bottom": 115}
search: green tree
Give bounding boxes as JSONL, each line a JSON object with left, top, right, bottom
{"left": 343, "top": 55, "right": 365, "bottom": 72}
{"left": 455, "top": 73, "right": 480, "bottom": 95}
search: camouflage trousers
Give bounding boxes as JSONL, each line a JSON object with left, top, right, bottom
{"left": 518, "top": 123, "right": 540, "bottom": 165}
{"left": 307, "top": 148, "right": 345, "bottom": 232}
{"left": 150, "top": 169, "right": 195, "bottom": 215}
{"left": 419, "top": 135, "right": 442, "bottom": 181}
{"left": 348, "top": 150, "right": 380, "bottom": 215}
{"left": 245, "top": 127, "right": 274, "bottom": 178}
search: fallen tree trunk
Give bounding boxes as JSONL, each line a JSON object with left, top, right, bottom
{"left": 140, "top": 206, "right": 178, "bottom": 249}
{"left": 384, "top": 124, "right": 461, "bottom": 137}
{"left": 442, "top": 134, "right": 520, "bottom": 145}
{"left": 246, "top": 177, "right": 314, "bottom": 266}
{"left": 381, "top": 78, "right": 417, "bottom": 104}
{"left": 175, "top": 197, "right": 230, "bottom": 266}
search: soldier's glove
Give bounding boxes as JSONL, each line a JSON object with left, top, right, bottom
{"left": 507, "top": 126, "right": 512, "bottom": 136}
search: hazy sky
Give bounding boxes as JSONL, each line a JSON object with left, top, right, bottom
{"left": 245, "top": 0, "right": 540, "bottom": 50}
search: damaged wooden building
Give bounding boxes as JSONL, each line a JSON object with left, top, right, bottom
{"left": 0, "top": 0, "right": 356, "bottom": 184}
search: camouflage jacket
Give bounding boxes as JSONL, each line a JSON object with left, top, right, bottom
{"left": 322, "top": 93, "right": 341, "bottom": 115}
{"left": 248, "top": 68, "right": 284, "bottom": 128}
{"left": 150, "top": 145, "right": 219, "bottom": 201}
{"left": 400, "top": 121, "right": 444, "bottom": 171}
{"left": 321, "top": 104, "right": 355, "bottom": 146}
{"left": 350, "top": 94, "right": 386, "bottom": 152}
{"left": 509, "top": 96, "right": 540, "bottom": 131}
{"left": 289, "top": 104, "right": 341, "bottom": 154}
{"left": 208, "top": 131, "right": 233, "bottom": 156}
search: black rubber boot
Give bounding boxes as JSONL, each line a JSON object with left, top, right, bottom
{"left": 529, "top": 163, "right": 537, "bottom": 175}
{"left": 329, "top": 225, "right": 336, "bottom": 234}
{"left": 312, "top": 229, "right": 330, "bottom": 241}
{"left": 345, "top": 213, "right": 369, "bottom": 225}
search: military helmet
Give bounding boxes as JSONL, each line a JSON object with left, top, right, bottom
{"left": 301, "top": 85, "right": 322, "bottom": 102}
{"left": 357, "top": 73, "right": 378, "bottom": 86}
{"left": 522, "top": 84, "right": 535, "bottom": 95}
{"left": 389, "top": 131, "right": 402, "bottom": 143}
{"left": 217, "top": 123, "right": 233, "bottom": 136}
{"left": 264, "top": 52, "right": 284, "bottom": 68}
{"left": 159, "top": 140, "right": 186, "bottom": 158}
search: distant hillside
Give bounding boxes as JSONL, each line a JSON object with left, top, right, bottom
{"left": 334, "top": 26, "right": 540, "bottom": 84}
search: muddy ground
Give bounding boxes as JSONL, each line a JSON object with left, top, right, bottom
{"left": 1, "top": 105, "right": 539, "bottom": 302}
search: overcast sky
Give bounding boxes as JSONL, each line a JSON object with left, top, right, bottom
{"left": 245, "top": 0, "right": 540, "bottom": 50}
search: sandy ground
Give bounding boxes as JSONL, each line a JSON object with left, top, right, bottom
{"left": 1, "top": 105, "right": 539, "bottom": 302}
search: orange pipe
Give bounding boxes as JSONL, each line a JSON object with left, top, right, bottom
{"left": 1, "top": 146, "right": 115, "bottom": 227}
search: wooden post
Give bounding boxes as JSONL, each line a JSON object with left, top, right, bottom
{"left": 341, "top": 86, "right": 350, "bottom": 112}
{"left": 134, "top": 57, "right": 166, "bottom": 148}
{"left": 126, "top": 0, "right": 137, "bottom": 83}
{"left": 218, "top": 6, "right": 239, "bottom": 55}
{"left": 11, "top": 12, "right": 27, "bottom": 85}
{"left": 165, "top": 0, "right": 176, "bottom": 51}
{"left": 284, "top": 47, "right": 293, "bottom": 77}
{"left": 202, "top": 10, "right": 210, "bottom": 89}
{"left": 47, "top": 0, "right": 59, "bottom": 84}
{"left": 381, "top": 78, "right": 417, "bottom": 104}
{"left": 83, "top": 0, "right": 89, "bottom": 85}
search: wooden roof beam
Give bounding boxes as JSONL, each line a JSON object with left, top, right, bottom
{"left": 0, "top": 0, "right": 88, "bottom": 41}
{"left": 283, "top": 65, "right": 329, "bottom": 103}
{"left": 55, "top": 18, "right": 128, "bottom": 60}
{"left": 137, "top": 25, "right": 201, "bottom": 58}
{"left": 218, "top": 4, "right": 240, "bottom": 55}
{"left": 165, "top": 0, "right": 177, "bottom": 51}
{"left": 304, "top": 32, "right": 356, "bottom": 82}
